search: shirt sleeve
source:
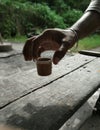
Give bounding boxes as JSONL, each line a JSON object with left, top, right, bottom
{"left": 85, "top": 0, "right": 100, "bottom": 13}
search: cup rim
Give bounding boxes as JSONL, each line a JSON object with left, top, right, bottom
{"left": 36, "top": 57, "right": 52, "bottom": 64}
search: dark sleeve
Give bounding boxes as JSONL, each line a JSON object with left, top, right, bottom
{"left": 85, "top": 0, "right": 100, "bottom": 13}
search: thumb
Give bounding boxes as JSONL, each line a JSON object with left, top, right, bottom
{"left": 53, "top": 44, "right": 68, "bottom": 64}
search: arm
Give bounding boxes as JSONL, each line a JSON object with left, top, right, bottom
{"left": 23, "top": 0, "right": 100, "bottom": 64}
{"left": 71, "top": 11, "right": 100, "bottom": 39}
{"left": 71, "top": 0, "right": 100, "bottom": 40}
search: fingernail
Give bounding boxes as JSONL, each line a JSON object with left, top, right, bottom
{"left": 54, "top": 57, "right": 60, "bottom": 64}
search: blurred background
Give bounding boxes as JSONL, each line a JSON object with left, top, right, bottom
{"left": 0, "top": 0, "right": 100, "bottom": 50}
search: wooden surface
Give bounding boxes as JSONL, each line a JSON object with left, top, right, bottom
{"left": 0, "top": 51, "right": 100, "bottom": 130}
{"left": 79, "top": 50, "right": 100, "bottom": 57}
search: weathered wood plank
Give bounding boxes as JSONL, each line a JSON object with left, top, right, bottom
{"left": 0, "top": 54, "right": 36, "bottom": 77}
{"left": 0, "top": 54, "right": 95, "bottom": 108}
{"left": 79, "top": 50, "right": 100, "bottom": 57}
{"left": 0, "top": 50, "right": 21, "bottom": 58}
{"left": 0, "top": 58, "right": 100, "bottom": 130}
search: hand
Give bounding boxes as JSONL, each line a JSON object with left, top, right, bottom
{"left": 23, "top": 28, "right": 77, "bottom": 64}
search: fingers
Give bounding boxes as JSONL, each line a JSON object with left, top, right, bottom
{"left": 32, "top": 36, "right": 43, "bottom": 60}
{"left": 32, "top": 32, "right": 59, "bottom": 60}
{"left": 30, "top": 29, "right": 65, "bottom": 61}
{"left": 23, "top": 29, "right": 73, "bottom": 63}
{"left": 53, "top": 42, "right": 69, "bottom": 64}
{"left": 37, "top": 46, "right": 45, "bottom": 57}
{"left": 53, "top": 36, "right": 76, "bottom": 64}
{"left": 23, "top": 36, "right": 36, "bottom": 61}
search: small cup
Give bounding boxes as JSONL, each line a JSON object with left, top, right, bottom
{"left": 36, "top": 57, "right": 52, "bottom": 76}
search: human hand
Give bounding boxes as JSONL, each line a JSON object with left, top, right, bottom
{"left": 23, "top": 28, "right": 78, "bottom": 64}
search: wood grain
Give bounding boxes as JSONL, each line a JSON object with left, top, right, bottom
{"left": 0, "top": 54, "right": 95, "bottom": 108}
{"left": 0, "top": 56, "right": 100, "bottom": 130}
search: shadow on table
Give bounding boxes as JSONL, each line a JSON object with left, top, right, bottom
{"left": 5, "top": 103, "right": 72, "bottom": 130}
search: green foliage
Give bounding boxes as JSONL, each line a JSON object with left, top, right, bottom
{"left": 78, "top": 34, "right": 100, "bottom": 50}
{"left": 0, "top": 1, "right": 66, "bottom": 37}
{"left": 0, "top": 1, "right": 17, "bottom": 37}
{"left": 62, "top": 9, "right": 83, "bottom": 26}
{"left": 31, "top": 3, "right": 66, "bottom": 28}
{"left": 64, "top": 0, "right": 90, "bottom": 11}
{"left": 0, "top": 0, "right": 89, "bottom": 38}
{"left": 0, "top": 1, "right": 32, "bottom": 37}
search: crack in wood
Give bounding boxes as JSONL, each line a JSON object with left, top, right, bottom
{"left": 0, "top": 57, "right": 97, "bottom": 110}
{"left": 0, "top": 52, "right": 22, "bottom": 59}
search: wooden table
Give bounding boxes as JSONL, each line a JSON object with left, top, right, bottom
{"left": 0, "top": 51, "right": 100, "bottom": 130}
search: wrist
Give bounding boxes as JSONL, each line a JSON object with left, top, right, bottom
{"left": 67, "top": 28, "right": 79, "bottom": 49}
{"left": 68, "top": 28, "right": 79, "bottom": 42}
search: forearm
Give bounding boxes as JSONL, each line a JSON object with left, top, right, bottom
{"left": 70, "top": 11, "right": 100, "bottom": 40}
